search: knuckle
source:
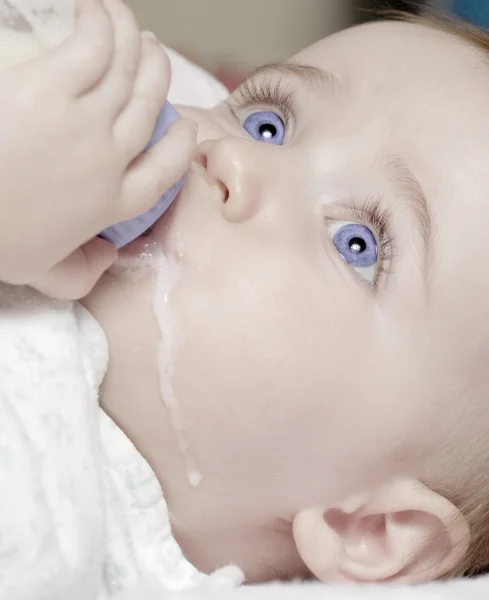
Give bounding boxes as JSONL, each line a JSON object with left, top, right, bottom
{"left": 120, "top": 1, "right": 140, "bottom": 32}
{"left": 75, "top": 27, "right": 113, "bottom": 71}
{"left": 142, "top": 36, "right": 169, "bottom": 74}
{"left": 69, "top": 279, "right": 90, "bottom": 301}
{"left": 117, "top": 62, "right": 137, "bottom": 90}
{"left": 108, "top": 0, "right": 134, "bottom": 21}
{"left": 132, "top": 91, "right": 160, "bottom": 124}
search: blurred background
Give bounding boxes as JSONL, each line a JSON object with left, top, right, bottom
{"left": 125, "top": 0, "right": 489, "bottom": 91}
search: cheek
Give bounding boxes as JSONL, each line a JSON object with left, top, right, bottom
{"left": 167, "top": 259, "right": 380, "bottom": 494}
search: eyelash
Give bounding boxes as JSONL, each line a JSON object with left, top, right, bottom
{"left": 227, "top": 76, "right": 294, "bottom": 129}
{"left": 332, "top": 197, "right": 394, "bottom": 289}
{"left": 228, "top": 78, "right": 394, "bottom": 289}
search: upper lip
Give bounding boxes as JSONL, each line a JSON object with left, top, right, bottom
{"left": 190, "top": 160, "right": 229, "bottom": 203}
{"left": 190, "top": 159, "right": 210, "bottom": 182}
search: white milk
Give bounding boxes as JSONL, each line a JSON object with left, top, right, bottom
{"left": 152, "top": 247, "right": 203, "bottom": 488}
{"left": 116, "top": 243, "right": 203, "bottom": 489}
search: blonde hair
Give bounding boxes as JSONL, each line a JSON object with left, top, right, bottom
{"left": 384, "top": 9, "right": 489, "bottom": 578}
{"left": 455, "top": 492, "right": 489, "bottom": 577}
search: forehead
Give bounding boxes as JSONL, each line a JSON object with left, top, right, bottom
{"left": 293, "top": 20, "right": 489, "bottom": 128}
{"left": 293, "top": 21, "right": 489, "bottom": 136}
{"left": 294, "top": 22, "right": 489, "bottom": 212}
{"left": 293, "top": 22, "right": 489, "bottom": 326}
{"left": 295, "top": 20, "right": 486, "bottom": 79}
{"left": 294, "top": 22, "right": 489, "bottom": 240}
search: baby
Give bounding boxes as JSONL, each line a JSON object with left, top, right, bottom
{"left": 2, "top": 0, "right": 489, "bottom": 596}
{"left": 86, "top": 12, "right": 489, "bottom": 584}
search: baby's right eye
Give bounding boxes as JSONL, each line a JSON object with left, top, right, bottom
{"left": 242, "top": 111, "right": 286, "bottom": 145}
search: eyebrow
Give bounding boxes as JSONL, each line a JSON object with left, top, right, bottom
{"left": 382, "top": 155, "right": 432, "bottom": 272}
{"left": 245, "top": 61, "right": 341, "bottom": 94}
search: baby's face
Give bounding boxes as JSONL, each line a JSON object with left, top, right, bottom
{"left": 83, "top": 21, "right": 489, "bottom": 580}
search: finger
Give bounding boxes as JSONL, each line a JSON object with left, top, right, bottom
{"left": 113, "top": 34, "right": 171, "bottom": 161}
{"left": 40, "top": 0, "right": 115, "bottom": 96}
{"left": 32, "top": 237, "right": 117, "bottom": 301}
{"left": 88, "top": 0, "right": 142, "bottom": 116}
{"left": 120, "top": 119, "right": 196, "bottom": 220}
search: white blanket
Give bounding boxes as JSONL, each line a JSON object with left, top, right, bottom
{"left": 0, "top": 285, "right": 242, "bottom": 599}
{"left": 168, "top": 575, "right": 489, "bottom": 600}
{"left": 1, "top": 47, "right": 489, "bottom": 600}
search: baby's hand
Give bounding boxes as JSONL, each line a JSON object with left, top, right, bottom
{"left": 0, "top": 0, "right": 196, "bottom": 300}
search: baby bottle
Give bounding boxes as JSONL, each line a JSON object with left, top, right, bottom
{"left": 99, "top": 102, "right": 185, "bottom": 249}
{"left": 0, "top": 0, "right": 184, "bottom": 249}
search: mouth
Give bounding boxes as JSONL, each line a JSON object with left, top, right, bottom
{"left": 117, "top": 160, "right": 223, "bottom": 262}
{"left": 190, "top": 159, "right": 229, "bottom": 204}
{"left": 117, "top": 188, "right": 182, "bottom": 261}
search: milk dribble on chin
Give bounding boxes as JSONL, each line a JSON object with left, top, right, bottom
{"left": 151, "top": 245, "right": 204, "bottom": 489}
{"left": 116, "top": 239, "right": 204, "bottom": 489}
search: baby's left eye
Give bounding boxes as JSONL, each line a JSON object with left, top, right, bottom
{"left": 242, "top": 111, "right": 286, "bottom": 145}
{"left": 328, "top": 221, "right": 378, "bottom": 284}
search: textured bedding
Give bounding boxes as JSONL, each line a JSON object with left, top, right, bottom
{"left": 168, "top": 574, "right": 489, "bottom": 599}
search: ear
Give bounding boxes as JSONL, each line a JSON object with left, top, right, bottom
{"left": 292, "top": 478, "right": 469, "bottom": 583}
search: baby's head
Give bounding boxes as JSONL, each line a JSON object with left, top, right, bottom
{"left": 83, "top": 15, "right": 489, "bottom": 584}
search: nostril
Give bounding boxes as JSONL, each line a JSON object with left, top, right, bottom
{"left": 195, "top": 151, "right": 207, "bottom": 170}
{"left": 195, "top": 142, "right": 230, "bottom": 203}
{"left": 217, "top": 180, "right": 229, "bottom": 203}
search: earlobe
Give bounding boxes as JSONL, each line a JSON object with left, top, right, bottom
{"left": 292, "top": 506, "right": 342, "bottom": 582}
{"left": 293, "top": 478, "right": 470, "bottom": 583}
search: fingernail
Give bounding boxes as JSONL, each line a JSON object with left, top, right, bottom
{"left": 141, "top": 30, "right": 158, "bottom": 43}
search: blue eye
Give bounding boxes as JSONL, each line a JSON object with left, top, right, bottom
{"left": 242, "top": 111, "right": 285, "bottom": 145}
{"left": 328, "top": 221, "right": 378, "bottom": 284}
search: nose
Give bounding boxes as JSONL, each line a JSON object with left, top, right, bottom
{"left": 194, "top": 137, "right": 277, "bottom": 223}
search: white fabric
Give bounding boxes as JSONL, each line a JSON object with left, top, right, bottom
{"left": 0, "top": 0, "right": 74, "bottom": 47}
{"left": 166, "top": 576, "right": 489, "bottom": 600}
{"left": 0, "top": 285, "right": 242, "bottom": 599}
{"left": 166, "top": 47, "right": 229, "bottom": 108}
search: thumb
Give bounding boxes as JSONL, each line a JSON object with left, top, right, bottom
{"left": 32, "top": 237, "right": 117, "bottom": 300}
